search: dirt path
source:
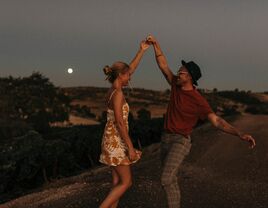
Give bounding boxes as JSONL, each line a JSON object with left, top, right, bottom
{"left": 1, "top": 114, "right": 268, "bottom": 208}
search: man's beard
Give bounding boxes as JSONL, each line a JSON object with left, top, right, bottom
{"left": 176, "top": 79, "right": 183, "bottom": 86}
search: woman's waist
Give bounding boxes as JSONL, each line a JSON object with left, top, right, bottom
{"left": 106, "top": 120, "right": 129, "bottom": 125}
{"left": 107, "top": 117, "right": 128, "bottom": 121}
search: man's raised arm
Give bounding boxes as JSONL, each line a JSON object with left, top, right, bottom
{"left": 146, "top": 35, "right": 174, "bottom": 85}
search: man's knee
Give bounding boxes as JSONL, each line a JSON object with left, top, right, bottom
{"left": 161, "top": 173, "right": 173, "bottom": 187}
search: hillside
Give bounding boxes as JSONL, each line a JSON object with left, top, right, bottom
{"left": 59, "top": 87, "right": 268, "bottom": 126}
{"left": 64, "top": 86, "right": 169, "bottom": 119}
{"left": 2, "top": 114, "right": 267, "bottom": 208}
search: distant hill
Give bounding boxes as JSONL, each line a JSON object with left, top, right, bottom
{"left": 59, "top": 86, "right": 268, "bottom": 126}
{"left": 60, "top": 87, "right": 170, "bottom": 126}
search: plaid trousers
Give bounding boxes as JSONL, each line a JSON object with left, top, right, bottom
{"left": 160, "top": 132, "right": 192, "bottom": 208}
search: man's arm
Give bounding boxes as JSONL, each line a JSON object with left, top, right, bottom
{"left": 207, "top": 113, "right": 256, "bottom": 148}
{"left": 128, "top": 40, "right": 150, "bottom": 75}
{"left": 146, "top": 35, "right": 174, "bottom": 85}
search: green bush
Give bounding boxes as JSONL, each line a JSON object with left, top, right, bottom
{"left": 137, "top": 108, "right": 151, "bottom": 121}
{"left": 245, "top": 104, "right": 268, "bottom": 114}
{"left": 0, "top": 131, "right": 44, "bottom": 198}
{"left": 217, "top": 91, "right": 261, "bottom": 105}
{"left": 0, "top": 72, "right": 70, "bottom": 133}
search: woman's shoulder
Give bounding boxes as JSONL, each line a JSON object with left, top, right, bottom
{"left": 109, "top": 88, "right": 125, "bottom": 104}
{"left": 112, "top": 89, "right": 124, "bottom": 98}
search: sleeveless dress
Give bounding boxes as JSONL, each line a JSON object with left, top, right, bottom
{"left": 99, "top": 90, "right": 142, "bottom": 166}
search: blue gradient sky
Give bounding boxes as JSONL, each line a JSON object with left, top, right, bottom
{"left": 1, "top": 0, "right": 267, "bottom": 91}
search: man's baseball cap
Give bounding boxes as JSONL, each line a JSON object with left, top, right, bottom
{"left": 181, "top": 60, "right": 202, "bottom": 86}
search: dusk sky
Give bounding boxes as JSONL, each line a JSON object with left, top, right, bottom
{"left": 1, "top": 1, "right": 268, "bottom": 91}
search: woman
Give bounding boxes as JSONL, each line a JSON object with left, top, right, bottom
{"left": 99, "top": 40, "right": 150, "bottom": 208}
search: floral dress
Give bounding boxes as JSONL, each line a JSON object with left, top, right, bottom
{"left": 99, "top": 91, "right": 141, "bottom": 166}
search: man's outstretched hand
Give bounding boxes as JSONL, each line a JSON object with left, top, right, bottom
{"left": 240, "top": 134, "right": 256, "bottom": 149}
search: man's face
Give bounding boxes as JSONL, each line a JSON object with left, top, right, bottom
{"left": 176, "top": 66, "right": 192, "bottom": 85}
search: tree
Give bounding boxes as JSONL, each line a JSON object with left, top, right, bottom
{"left": 165, "top": 89, "right": 171, "bottom": 95}
{"left": 137, "top": 108, "right": 151, "bottom": 121}
{"left": 0, "top": 72, "right": 71, "bottom": 133}
{"left": 99, "top": 111, "right": 107, "bottom": 125}
{"left": 71, "top": 105, "right": 96, "bottom": 118}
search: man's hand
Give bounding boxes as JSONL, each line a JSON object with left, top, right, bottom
{"left": 208, "top": 113, "right": 256, "bottom": 149}
{"left": 146, "top": 35, "right": 157, "bottom": 44}
{"left": 145, "top": 34, "right": 173, "bottom": 85}
{"left": 239, "top": 134, "right": 256, "bottom": 149}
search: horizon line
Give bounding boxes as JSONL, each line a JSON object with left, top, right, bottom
{"left": 61, "top": 85, "right": 267, "bottom": 94}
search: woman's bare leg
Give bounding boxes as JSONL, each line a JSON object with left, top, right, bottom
{"left": 99, "top": 165, "right": 132, "bottom": 208}
{"left": 110, "top": 167, "right": 120, "bottom": 208}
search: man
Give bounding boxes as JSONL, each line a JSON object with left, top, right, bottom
{"left": 146, "top": 35, "right": 256, "bottom": 208}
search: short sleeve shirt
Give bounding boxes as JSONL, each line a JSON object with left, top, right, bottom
{"left": 164, "top": 75, "right": 213, "bottom": 136}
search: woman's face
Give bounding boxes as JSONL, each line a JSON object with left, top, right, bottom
{"left": 119, "top": 70, "right": 131, "bottom": 86}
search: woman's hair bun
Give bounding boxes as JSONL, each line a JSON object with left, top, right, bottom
{"left": 103, "top": 65, "right": 112, "bottom": 75}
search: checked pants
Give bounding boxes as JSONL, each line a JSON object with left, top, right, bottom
{"left": 160, "top": 132, "right": 192, "bottom": 208}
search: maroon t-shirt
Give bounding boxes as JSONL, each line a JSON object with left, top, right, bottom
{"left": 164, "top": 75, "right": 213, "bottom": 136}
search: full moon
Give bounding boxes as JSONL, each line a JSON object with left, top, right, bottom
{"left": 67, "top": 68, "right": 73, "bottom": 74}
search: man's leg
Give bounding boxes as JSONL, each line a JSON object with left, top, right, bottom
{"left": 161, "top": 136, "right": 191, "bottom": 208}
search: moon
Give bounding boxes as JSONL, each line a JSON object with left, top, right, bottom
{"left": 67, "top": 68, "right": 73, "bottom": 74}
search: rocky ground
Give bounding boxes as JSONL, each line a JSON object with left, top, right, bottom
{"left": 1, "top": 114, "right": 268, "bottom": 208}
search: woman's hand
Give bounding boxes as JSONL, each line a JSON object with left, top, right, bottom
{"left": 128, "top": 147, "right": 138, "bottom": 161}
{"left": 128, "top": 39, "right": 150, "bottom": 75}
{"left": 140, "top": 40, "right": 150, "bottom": 51}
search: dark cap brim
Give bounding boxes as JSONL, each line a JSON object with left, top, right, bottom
{"left": 181, "top": 60, "right": 186, "bottom": 66}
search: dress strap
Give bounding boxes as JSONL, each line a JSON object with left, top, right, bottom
{"left": 107, "top": 89, "right": 117, "bottom": 105}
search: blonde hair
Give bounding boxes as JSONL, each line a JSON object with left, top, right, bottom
{"left": 103, "top": 61, "right": 129, "bottom": 83}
